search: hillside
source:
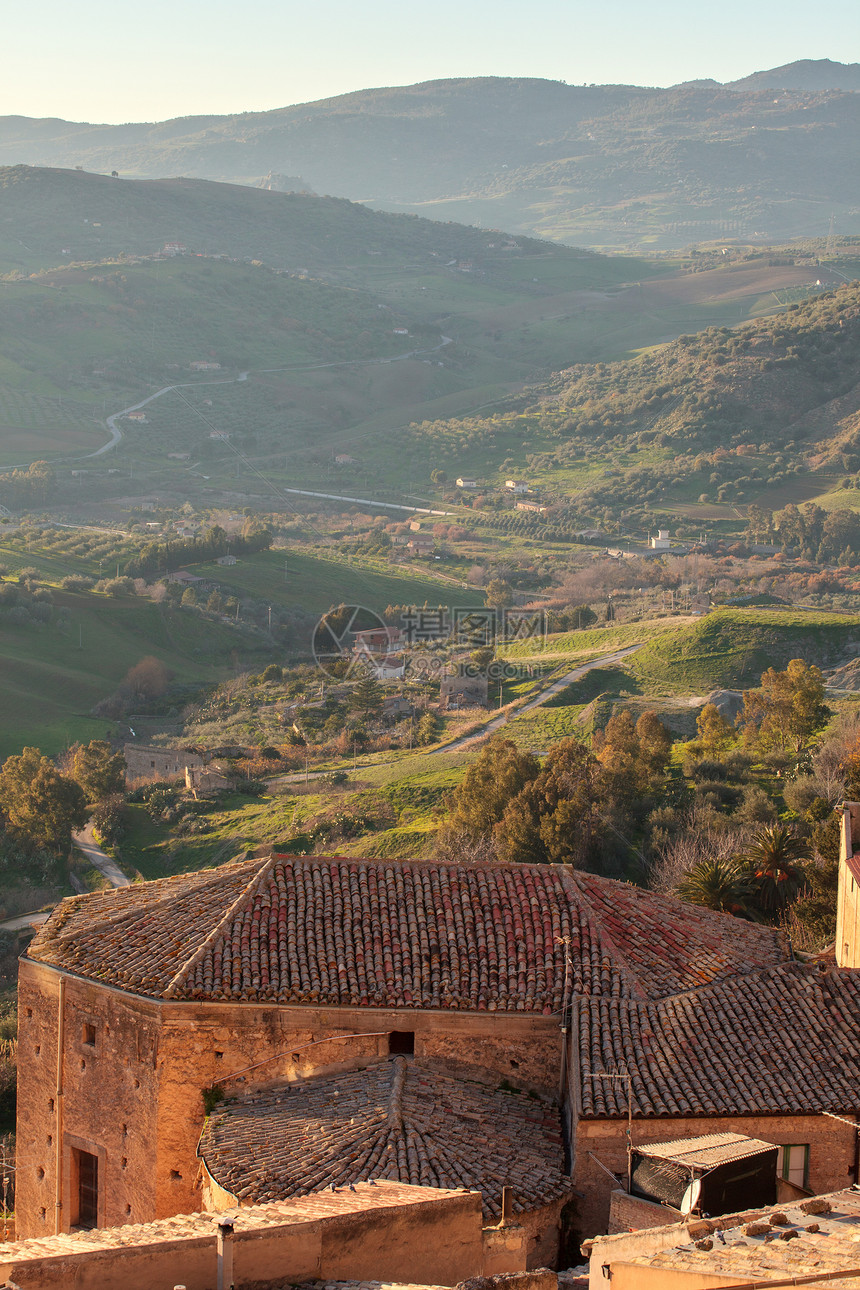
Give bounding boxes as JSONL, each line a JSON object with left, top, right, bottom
{"left": 405, "top": 280, "right": 860, "bottom": 522}
{"left": 728, "top": 59, "right": 860, "bottom": 93}
{"left": 2, "top": 167, "right": 846, "bottom": 493}
{"left": 0, "top": 165, "right": 595, "bottom": 284}
{"left": 629, "top": 607, "right": 860, "bottom": 692}
{"left": 2, "top": 69, "right": 860, "bottom": 250}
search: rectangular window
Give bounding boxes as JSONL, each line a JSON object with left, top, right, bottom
{"left": 82, "top": 1023, "right": 96, "bottom": 1048}
{"left": 71, "top": 1148, "right": 99, "bottom": 1229}
{"left": 776, "top": 1144, "right": 809, "bottom": 1189}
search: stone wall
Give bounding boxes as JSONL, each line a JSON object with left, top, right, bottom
{"left": 16, "top": 961, "right": 163, "bottom": 1238}
{"left": 572, "top": 1113, "right": 857, "bottom": 1242}
{"left": 17, "top": 963, "right": 564, "bottom": 1238}
{"left": 123, "top": 744, "right": 205, "bottom": 784}
{"left": 0, "top": 1183, "right": 487, "bottom": 1289}
{"left": 608, "top": 1190, "right": 680, "bottom": 1235}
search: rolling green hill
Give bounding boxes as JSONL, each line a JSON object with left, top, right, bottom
{"left": 630, "top": 607, "right": 860, "bottom": 692}
{"left": 0, "top": 538, "right": 484, "bottom": 757}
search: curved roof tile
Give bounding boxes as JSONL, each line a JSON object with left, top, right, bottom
{"left": 27, "top": 853, "right": 789, "bottom": 1010}
{"left": 198, "top": 1056, "right": 568, "bottom": 1219}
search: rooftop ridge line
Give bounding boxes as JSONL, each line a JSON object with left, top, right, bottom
{"left": 562, "top": 869, "right": 648, "bottom": 1000}
{"left": 42, "top": 859, "right": 257, "bottom": 948}
{"left": 272, "top": 850, "right": 562, "bottom": 873}
{"left": 162, "top": 853, "right": 276, "bottom": 999}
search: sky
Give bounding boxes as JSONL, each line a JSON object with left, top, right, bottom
{"left": 4, "top": 0, "right": 859, "bottom": 124}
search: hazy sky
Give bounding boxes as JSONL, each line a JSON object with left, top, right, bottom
{"left": 5, "top": 0, "right": 858, "bottom": 123}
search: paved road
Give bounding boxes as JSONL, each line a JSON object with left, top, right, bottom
{"left": 0, "top": 824, "right": 130, "bottom": 934}
{"left": 430, "top": 643, "right": 643, "bottom": 754}
{"left": 71, "top": 824, "right": 131, "bottom": 887}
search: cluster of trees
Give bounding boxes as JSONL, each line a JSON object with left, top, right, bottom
{"left": 747, "top": 502, "right": 860, "bottom": 564}
{"left": 0, "top": 461, "right": 55, "bottom": 511}
{"left": 442, "top": 710, "right": 672, "bottom": 867}
{"left": 124, "top": 524, "right": 272, "bottom": 577}
{"left": 0, "top": 740, "right": 125, "bottom": 859}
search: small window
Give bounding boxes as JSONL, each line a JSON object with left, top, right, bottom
{"left": 777, "top": 1144, "right": 809, "bottom": 1189}
{"left": 388, "top": 1031, "right": 415, "bottom": 1055}
{"left": 82, "top": 1024, "right": 96, "bottom": 1048}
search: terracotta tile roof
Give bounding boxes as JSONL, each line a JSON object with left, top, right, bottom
{"left": 27, "top": 854, "right": 789, "bottom": 1010}
{"left": 570, "top": 872, "right": 787, "bottom": 998}
{"left": 578, "top": 963, "right": 860, "bottom": 1118}
{"left": 198, "top": 1056, "right": 568, "bottom": 1219}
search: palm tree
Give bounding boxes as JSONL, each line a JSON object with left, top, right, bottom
{"left": 740, "top": 823, "right": 809, "bottom": 914}
{"left": 677, "top": 856, "right": 757, "bottom": 918}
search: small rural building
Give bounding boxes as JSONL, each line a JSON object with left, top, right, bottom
{"left": 352, "top": 626, "right": 403, "bottom": 653}
{"left": 166, "top": 570, "right": 203, "bottom": 585}
{"left": 190, "top": 361, "right": 222, "bottom": 371}
{"left": 334, "top": 454, "right": 356, "bottom": 465}
{"left": 440, "top": 672, "right": 489, "bottom": 708}
{"left": 382, "top": 694, "right": 412, "bottom": 719}
{"left": 516, "top": 500, "right": 547, "bottom": 515}
{"left": 123, "top": 744, "right": 207, "bottom": 784}
{"left": 406, "top": 536, "right": 435, "bottom": 557}
{"left": 455, "top": 477, "right": 478, "bottom": 489}
{"left": 505, "top": 480, "right": 530, "bottom": 494}
{"left": 216, "top": 554, "right": 238, "bottom": 566}
{"left": 650, "top": 528, "right": 671, "bottom": 550}
{"left": 126, "top": 411, "right": 147, "bottom": 423}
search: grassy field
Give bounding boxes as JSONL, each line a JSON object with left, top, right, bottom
{"left": 501, "top": 616, "right": 693, "bottom": 664}
{"left": 0, "top": 585, "right": 268, "bottom": 759}
{"left": 186, "top": 548, "right": 480, "bottom": 617}
{"left": 630, "top": 607, "right": 860, "bottom": 694}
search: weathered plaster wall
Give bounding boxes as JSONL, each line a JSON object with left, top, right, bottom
{"left": 16, "top": 961, "right": 162, "bottom": 1238}
{"left": 573, "top": 1114, "right": 857, "bottom": 1241}
{"left": 0, "top": 1185, "right": 486, "bottom": 1290}
{"left": 17, "top": 964, "right": 564, "bottom": 1237}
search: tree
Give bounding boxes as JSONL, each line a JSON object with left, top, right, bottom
{"left": 494, "top": 738, "right": 606, "bottom": 867}
{"left": 594, "top": 709, "right": 671, "bottom": 796}
{"left": 123, "top": 656, "right": 172, "bottom": 703}
{"left": 70, "top": 741, "right": 126, "bottom": 803}
{"left": 677, "top": 855, "right": 757, "bottom": 918}
{"left": 739, "top": 823, "right": 808, "bottom": 914}
{"left": 348, "top": 670, "right": 385, "bottom": 720}
{"left": 738, "top": 659, "right": 828, "bottom": 756}
{"left": 0, "top": 747, "right": 86, "bottom": 852}
{"left": 470, "top": 646, "right": 496, "bottom": 671}
{"left": 485, "top": 579, "right": 513, "bottom": 609}
{"left": 696, "top": 702, "right": 736, "bottom": 756}
{"left": 636, "top": 711, "right": 673, "bottom": 779}
{"left": 447, "top": 738, "right": 540, "bottom": 842}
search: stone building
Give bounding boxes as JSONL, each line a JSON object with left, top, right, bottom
{"left": 123, "top": 744, "right": 207, "bottom": 784}
{"left": 15, "top": 851, "right": 860, "bottom": 1261}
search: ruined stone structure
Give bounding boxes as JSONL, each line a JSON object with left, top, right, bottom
{"left": 123, "top": 744, "right": 206, "bottom": 784}
{"left": 16, "top": 851, "right": 860, "bottom": 1260}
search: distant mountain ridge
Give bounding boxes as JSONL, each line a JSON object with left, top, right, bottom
{"left": 1, "top": 62, "right": 859, "bottom": 251}
{"left": 726, "top": 58, "right": 860, "bottom": 92}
